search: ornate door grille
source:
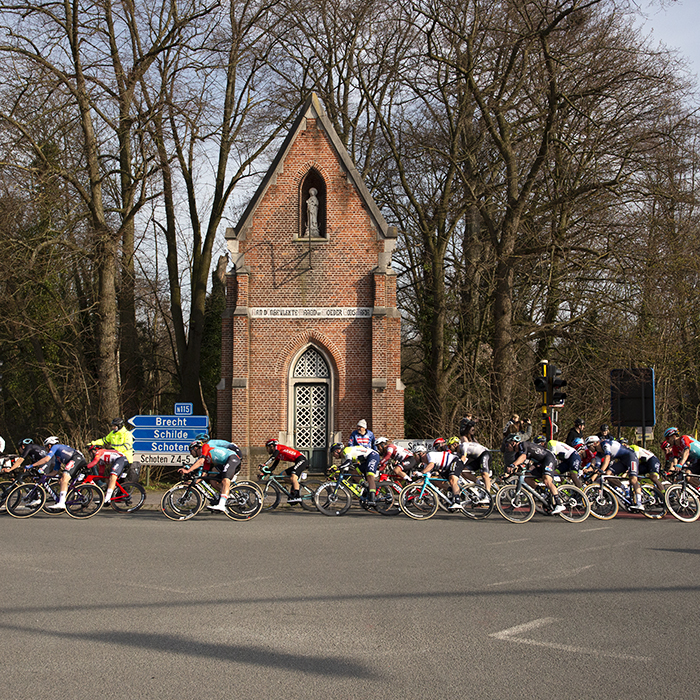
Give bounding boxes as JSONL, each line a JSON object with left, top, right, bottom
{"left": 292, "top": 347, "right": 330, "bottom": 469}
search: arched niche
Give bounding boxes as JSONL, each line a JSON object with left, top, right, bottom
{"left": 299, "top": 168, "right": 327, "bottom": 239}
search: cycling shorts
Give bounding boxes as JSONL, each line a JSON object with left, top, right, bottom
{"left": 284, "top": 455, "right": 309, "bottom": 478}
{"left": 215, "top": 454, "right": 241, "bottom": 481}
{"left": 59, "top": 455, "right": 87, "bottom": 478}
{"left": 638, "top": 456, "right": 660, "bottom": 476}
{"left": 556, "top": 452, "right": 582, "bottom": 474}
{"left": 356, "top": 452, "right": 381, "bottom": 477}
{"left": 463, "top": 452, "right": 491, "bottom": 475}
{"left": 107, "top": 455, "right": 128, "bottom": 477}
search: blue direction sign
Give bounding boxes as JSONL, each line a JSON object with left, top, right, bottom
{"left": 132, "top": 428, "right": 204, "bottom": 441}
{"left": 130, "top": 413, "right": 209, "bottom": 454}
{"left": 133, "top": 440, "right": 192, "bottom": 453}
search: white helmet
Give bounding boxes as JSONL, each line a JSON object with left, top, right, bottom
{"left": 411, "top": 444, "right": 428, "bottom": 454}
{"left": 44, "top": 436, "right": 60, "bottom": 448}
{"left": 585, "top": 435, "right": 600, "bottom": 446}
{"left": 376, "top": 436, "right": 389, "bottom": 445}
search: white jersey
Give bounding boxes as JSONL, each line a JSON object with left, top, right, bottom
{"left": 458, "top": 441, "right": 488, "bottom": 459}
{"left": 425, "top": 451, "right": 457, "bottom": 470}
{"left": 546, "top": 440, "right": 576, "bottom": 460}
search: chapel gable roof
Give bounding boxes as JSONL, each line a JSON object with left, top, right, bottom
{"left": 230, "top": 93, "right": 390, "bottom": 241}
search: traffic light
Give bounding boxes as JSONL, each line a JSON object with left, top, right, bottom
{"left": 547, "top": 365, "right": 567, "bottom": 406}
{"left": 534, "top": 369, "right": 548, "bottom": 405}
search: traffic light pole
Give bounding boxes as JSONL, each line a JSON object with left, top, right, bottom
{"left": 535, "top": 360, "right": 553, "bottom": 441}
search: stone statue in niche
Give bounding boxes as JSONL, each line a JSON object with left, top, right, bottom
{"left": 305, "top": 187, "right": 319, "bottom": 237}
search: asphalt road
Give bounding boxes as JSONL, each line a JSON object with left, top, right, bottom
{"left": 1, "top": 507, "right": 698, "bottom": 700}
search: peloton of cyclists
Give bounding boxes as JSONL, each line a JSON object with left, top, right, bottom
{"left": 375, "top": 437, "right": 414, "bottom": 481}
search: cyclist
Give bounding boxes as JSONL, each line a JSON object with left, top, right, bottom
{"left": 261, "top": 439, "right": 309, "bottom": 504}
{"left": 502, "top": 434, "right": 566, "bottom": 515}
{"left": 629, "top": 443, "right": 665, "bottom": 493}
{"left": 32, "top": 437, "right": 88, "bottom": 511}
{"left": 347, "top": 419, "right": 376, "bottom": 450}
{"left": 432, "top": 437, "right": 446, "bottom": 451}
{"left": 376, "top": 437, "right": 413, "bottom": 481}
{"left": 662, "top": 427, "right": 700, "bottom": 473}
{"left": 412, "top": 442, "right": 464, "bottom": 510}
{"left": 89, "top": 418, "right": 135, "bottom": 479}
{"left": 329, "top": 441, "right": 381, "bottom": 504}
{"left": 2, "top": 438, "right": 51, "bottom": 474}
{"left": 85, "top": 445, "right": 128, "bottom": 505}
{"left": 179, "top": 439, "right": 241, "bottom": 513}
{"left": 448, "top": 435, "right": 492, "bottom": 496}
{"left": 546, "top": 437, "right": 584, "bottom": 488}
{"left": 586, "top": 435, "right": 645, "bottom": 511}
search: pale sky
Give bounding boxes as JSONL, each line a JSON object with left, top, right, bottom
{"left": 638, "top": 0, "right": 700, "bottom": 84}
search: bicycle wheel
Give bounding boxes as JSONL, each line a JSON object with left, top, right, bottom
{"left": 6, "top": 483, "right": 46, "bottom": 518}
{"left": 224, "top": 484, "right": 263, "bottom": 521}
{"left": 555, "top": 485, "right": 590, "bottom": 523}
{"left": 110, "top": 481, "right": 146, "bottom": 513}
{"left": 161, "top": 485, "right": 202, "bottom": 521}
{"left": 314, "top": 482, "right": 352, "bottom": 516}
{"left": 65, "top": 483, "right": 104, "bottom": 519}
{"left": 495, "top": 485, "right": 535, "bottom": 523}
{"left": 374, "top": 483, "right": 396, "bottom": 516}
{"left": 0, "top": 480, "right": 14, "bottom": 510}
{"left": 262, "top": 481, "right": 282, "bottom": 510}
{"left": 664, "top": 484, "right": 700, "bottom": 523}
{"left": 641, "top": 484, "right": 667, "bottom": 519}
{"left": 399, "top": 483, "right": 439, "bottom": 520}
{"left": 584, "top": 484, "right": 619, "bottom": 520}
{"left": 300, "top": 480, "right": 321, "bottom": 511}
{"left": 459, "top": 482, "right": 495, "bottom": 519}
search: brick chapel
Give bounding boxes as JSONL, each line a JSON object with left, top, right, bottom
{"left": 217, "top": 93, "right": 404, "bottom": 472}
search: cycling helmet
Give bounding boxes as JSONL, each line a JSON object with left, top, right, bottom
{"left": 432, "top": 437, "right": 446, "bottom": 450}
{"left": 265, "top": 439, "right": 279, "bottom": 450}
{"left": 188, "top": 439, "right": 203, "bottom": 456}
{"left": 504, "top": 433, "right": 521, "bottom": 444}
{"left": 664, "top": 427, "right": 679, "bottom": 439}
{"left": 620, "top": 437, "right": 628, "bottom": 446}
{"left": 375, "top": 436, "right": 389, "bottom": 446}
{"left": 411, "top": 444, "right": 428, "bottom": 454}
{"left": 572, "top": 437, "right": 584, "bottom": 448}
{"left": 111, "top": 418, "right": 125, "bottom": 430}
{"left": 330, "top": 442, "right": 344, "bottom": 454}
{"left": 21, "top": 438, "right": 34, "bottom": 447}
{"left": 534, "top": 435, "right": 547, "bottom": 445}
{"left": 195, "top": 432, "right": 209, "bottom": 441}
{"left": 44, "top": 436, "right": 60, "bottom": 448}
{"left": 585, "top": 435, "right": 600, "bottom": 446}
{"left": 87, "top": 444, "right": 98, "bottom": 457}
{"left": 446, "top": 436, "right": 460, "bottom": 447}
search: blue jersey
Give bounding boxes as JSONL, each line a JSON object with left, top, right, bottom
{"left": 47, "top": 444, "right": 82, "bottom": 467}
{"left": 348, "top": 429, "right": 376, "bottom": 450}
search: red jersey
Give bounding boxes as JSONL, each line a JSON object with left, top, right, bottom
{"left": 273, "top": 445, "right": 304, "bottom": 463}
{"left": 87, "top": 448, "right": 124, "bottom": 476}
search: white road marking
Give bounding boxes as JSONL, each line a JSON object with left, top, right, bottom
{"left": 487, "top": 538, "right": 531, "bottom": 546}
{"left": 487, "top": 564, "right": 594, "bottom": 587}
{"left": 579, "top": 526, "right": 613, "bottom": 532}
{"left": 490, "top": 617, "right": 652, "bottom": 662}
{"left": 126, "top": 575, "right": 274, "bottom": 595}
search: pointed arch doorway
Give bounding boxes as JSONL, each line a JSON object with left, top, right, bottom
{"left": 289, "top": 345, "right": 333, "bottom": 472}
